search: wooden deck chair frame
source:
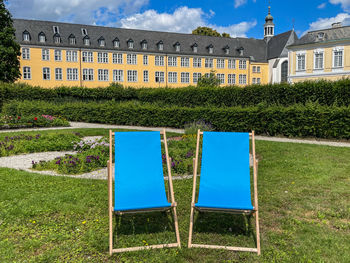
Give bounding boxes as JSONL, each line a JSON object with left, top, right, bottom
{"left": 108, "top": 129, "right": 181, "bottom": 255}
{"left": 188, "top": 130, "right": 261, "bottom": 255}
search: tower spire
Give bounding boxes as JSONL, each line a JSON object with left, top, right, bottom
{"left": 264, "top": 1, "right": 275, "bottom": 41}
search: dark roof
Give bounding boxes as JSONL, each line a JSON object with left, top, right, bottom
{"left": 289, "top": 25, "right": 350, "bottom": 47}
{"left": 267, "top": 30, "right": 298, "bottom": 59}
{"left": 13, "top": 18, "right": 268, "bottom": 62}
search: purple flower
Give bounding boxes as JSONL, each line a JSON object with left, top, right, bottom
{"left": 171, "top": 161, "right": 175, "bottom": 168}
{"left": 56, "top": 160, "right": 61, "bottom": 165}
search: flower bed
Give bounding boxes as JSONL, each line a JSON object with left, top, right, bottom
{"left": 0, "top": 114, "right": 69, "bottom": 130}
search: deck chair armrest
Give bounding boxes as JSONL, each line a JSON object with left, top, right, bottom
{"left": 171, "top": 202, "right": 177, "bottom": 207}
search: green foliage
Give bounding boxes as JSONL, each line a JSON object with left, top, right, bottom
{"left": 197, "top": 70, "right": 221, "bottom": 88}
{"left": 1, "top": 79, "right": 350, "bottom": 108}
{"left": 0, "top": 114, "right": 69, "bottom": 129}
{"left": 221, "top": 32, "right": 231, "bottom": 38}
{"left": 0, "top": 0, "right": 21, "bottom": 82}
{"left": 184, "top": 120, "right": 214, "bottom": 135}
{"left": 192, "top": 27, "right": 230, "bottom": 38}
{"left": 4, "top": 100, "right": 350, "bottom": 139}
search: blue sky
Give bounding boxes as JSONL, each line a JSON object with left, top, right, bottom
{"left": 6, "top": 0, "right": 350, "bottom": 38}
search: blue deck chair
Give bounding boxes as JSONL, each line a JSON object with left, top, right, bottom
{"left": 107, "top": 130, "right": 181, "bottom": 255}
{"left": 188, "top": 130, "right": 261, "bottom": 255}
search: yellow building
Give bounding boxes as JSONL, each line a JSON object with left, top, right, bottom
{"left": 13, "top": 7, "right": 293, "bottom": 88}
{"left": 288, "top": 22, "right": 350, "bottom": 83}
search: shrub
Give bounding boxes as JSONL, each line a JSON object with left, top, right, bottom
{"left": 4, "top": 100, "right": 350, "bottom": 139}
{"left": 184, "top": 120, "right": 214, "bottom": 135}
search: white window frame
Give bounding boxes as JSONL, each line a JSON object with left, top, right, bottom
{"left": 193, "top": 72, "right": 202, "bottom": 83}
{"left": 55, "top": 68, "right": 62, "bottom": 81}
{"left": 82, "top": 51, "right": 93, "bottom": 63}
{"left": 54, "top": 50, "right": 62, "bottom": 61}
{"left": 217, "top": 73, "right": 225, "bottom": 84}
{"left": 143, "top": 55, "right": 148, "bottom": 65}
{"left": 333, "top": 47, "right": 344, "bottom": 69}
{"left": 168, "top": 72, "right": 178, "bottom": 83}
{"left": 239, "top": 74, "right": 247, "bottom": 84}
{"left": 127, "top": 54, "right": 137, "bottom": 65}
{"left": 39, "top": 35, "right": 46, "bottom": 43}
{"left": 67, "top": 68, "right": 78, "bottom": 81}
{"left": 180, "top": 57, "right": 190, "bottom": 67}
{"left": 128, "top": 41, "right": 134, "bottom": 49}
{"left": 228, "top": 59, "right": 236, "bottom": 69}
{"left": 181, "top": 72, "right": 190, "bottom": 83}
{"left": 98, "top": 52, "right": 108, "bottom": 63}
{"left": 42, "top": 49, "right": 50, "bottom": 61}
{"left": 216, "top": 59, "right": 225, "bottom": 69}
{"left": 127, "top": 70, "right": 137, "bottom": 82}
{"left": 155, "top": 55, "right": 165, "bottom": 66}
{"left": 114, "top": 40, "right": 120, "bottom": 48}
{"left": 314, "top": 49, "right": 324, "bottom": 70}
{"left": 43, "top": 67, "right": 50, "bottom": 80}
{"left": 239, "top": 60, "right": 247, "bottom": 69}
{"left": 228, "top": 74, "right": 236, "bottom": 84}
{"left": 193, "top": 57, "right": 202, "bottom": 68}
{"left": 155, "top": 71, "right": 165, "bottom": 83}
{"left": 66, "top": 50, "right": 78, "bottom": 62}
{"left": 113, "top": 53, "right": 123, "bottom": 64}
{"left": 23, "top": 33, "right": 30, "bottom": 41}
{"left": 84, "top": 38, "right": 90, "bottom": 46}
{"left": 22, "top": 48, "right": 30, "bottom": 60}
{"left": 82, "top": 68, "right": 94, "bottom": 81}
{"left": 205, "top": 58, "right": 213, "bottom": 68}
{"left": 98, "top": 69, "right": 109, "bottom": 81}
{"left": 23, "top": 67, "right": 31, "bottom": 80}
{"left": 143, "top": 70, "right": 149, "bottom": 82}
{"left": 168, "top": 56, "right": 177, "bottom": 67}
{"left": 113, "top": 70, "right": 124, "bottom": 82}
{"left": 296, "top": 51, "right": 306, "bottom": 71}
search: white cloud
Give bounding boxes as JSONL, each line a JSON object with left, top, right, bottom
{"left": 119, "top": 6, "right": 256, "bottom": 37}
{"left": 6, "top": 0, "right": 148, "bottom": 25}
{"left": 317, "top": 3, "right": 327, "bottom": 9}
{"left": 329, "top": 0, "right": 350, "bottom": 11}
{"left": 303, "top": 13, "right": 350, "bottom": 34}
{"left": 234, "top": 0, "right": 248, "bottom": 8}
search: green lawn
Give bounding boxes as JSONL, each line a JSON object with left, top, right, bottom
{"left": 0, "top": 140, "right": 349, "bottom": 262}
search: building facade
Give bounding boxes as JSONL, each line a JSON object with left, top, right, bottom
{"left": 288, "top": 23, "right": 350, "bottom": 83}
{"left": 13, "top": 7, "right": 292, "bottom": 88}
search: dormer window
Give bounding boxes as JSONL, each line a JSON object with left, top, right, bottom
{"left": 127, "top": 39, "right": 134, "bottom": 49}
{"left": 157, "top": 41, "right": 164, "bottom": 51}
{"left": 237, "top": 47, "right": 244, "bottom": 56}
{"left": 23, "top": 30, "right": 30, "bottom": 41}
{"left": 53, "top": 33, "right": 61, "bottom": 44}
{"left": 113, "top": 38, "right": 120, "bottom": 48}
{"left": 38, "top": 32, "right": 46, "bottom": 43}
{"left": 98, "top": 37, "right": 105, "bottom": 47}
{"left": 317, "top": 32, "right": 325, "bottom": 40}
{"left": 141, "top": 40, "right": 148, "bottom": 50}
{"left": 207, "top": 44, "right": 214, "bottom": 54}
{"left": 69, "top": 34, "right": 76, "bottom": 45}
{"left": 53, "top": 26, "right": 59, "bottom": 34}
{"left": 83, "top": 35, "right": 90, "bottom": 46}
{"left": 224, "top": 45, "right": 230, "bottom": 55}
{"left": 192, "top": 43, "right": 198, "bottom": 53}
{"left": 81, "top": 28, "right": 88, "bottom": 36}
{"left": 174, "top": 42, "right": 180, "bottom": 52}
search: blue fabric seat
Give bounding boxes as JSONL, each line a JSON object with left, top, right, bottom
{"left": 195, "top": 132, "right": 254, "bottom": 211}
{"left": 114, "top": 132, "right": 171, "bottom": 212}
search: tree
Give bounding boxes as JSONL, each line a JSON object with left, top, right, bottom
{"left": 197, "top": 70, "right": 221, "bottom": 88}
{"left": 0, "top": 0, "right": 21, "bottom": 82}
{"left": 192, "top": 27, "right": 221, "bottom": 37}
{"left": 192, "top": 26, "right": 231, "bottom": 38}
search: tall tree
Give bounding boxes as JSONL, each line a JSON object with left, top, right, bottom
{"left": 0, "top": 0, "right": 21, "bottom": 82}
{"left": 221, "top": 32, "right": 231, "bottom": 38}
{"left": 192, "top": 27, "right": 221, "bottom": 37}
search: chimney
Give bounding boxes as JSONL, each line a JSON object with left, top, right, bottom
{"left": 332, "top": 22, "right": 342, "bottom": 28}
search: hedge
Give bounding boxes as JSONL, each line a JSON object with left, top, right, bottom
{"left": 4, "top": 100, "right": 350, "bottom": 139}
{"left": 1, "top": 79, "right": 350, "bottom": 108}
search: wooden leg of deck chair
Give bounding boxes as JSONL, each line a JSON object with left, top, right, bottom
{"left": 108, "top": 130, "right": 114, "bottom": 255}
{"left": 172, "top": 206, "right": 181, "bottom": 247}
{"left": 252, "top": 132, "right": 261, "bottom": 256}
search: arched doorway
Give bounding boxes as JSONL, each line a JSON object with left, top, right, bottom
{"left": 281, "top": 61, "right": 288, "bottom": 83}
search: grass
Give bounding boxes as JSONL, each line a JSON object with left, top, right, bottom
{"left": 0, "top": 140, "right": 350, "bottom": 262}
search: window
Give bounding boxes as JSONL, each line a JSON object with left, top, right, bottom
{"left": 228, "top": 59, "right": 235, "bottom": 69}
{"left": 82, "top": 51, "right": 93, "bottom": 63}
{"left": 42, "top": 49, "right": 50, "bottom": 61}
{"left": 66, "top": 50, "right": 78, "bottom": 62}
{"left": 168, "top": 56, "right": 177, "bottom": 67}
{"left": 297, "top": 53, "right": 306, "bottom": 71}
{"left": 98, "top": 38, "right": 105, "bottom": 47}
{"left": 127, "top": 54, "right": 137, "bottom": 65}
{"left": 54, "top": 50, "right": 62, "bottom": 61}
{"left": 228, "top": 74, "right": 236, "bottom": 84}
{"left": 168, "top": 72, "right": 177, "bottom": 83}
{"left": 193, "top": 73, "right": 202, "bottom": 83}
{"left": 39, "top": 33, "right": 46, "bottom": 43}
{"left": 239, "top": 74, "right": 247, "bottom": 84}
{"left": 225, "top": 48, "right": 230, "bottom": 55}
{"left": 113, "top": 53, "right": 123, "bottom": 64}
{"left": 142, "top": 41, "right": 147, "bottom": 50}
{"left": 98, "top": 52, "right": 108, "bottom": 63}
{"left": 113, "top": 70, "right": 123, "bottom": 82}
{"left": 181, "top": 72, "right": 190, "bottom": 83}
{"left": 257, "top": 78, "right": 261, "bottom": 84}
{"left": 84, "top": 37, "right": 90, "bottom": 46}
{"left": 23, "top": 67, "right": 31, "bottom": 80}
{"left": 98, "top": 69, "right": 109, "bottom": 81}
{"left": 155, "top": 55, "right": 164, "bottom": 66}
{"left": 281, "top": 61, "right": 288, "bottom": 83}
{"left": 217, "top": 59, "right": 225, "bottom": 69}
{"left": 217, "top": 73, "right": 225, "bottom": 84}
{"left": 43, "top": 67, "right": 50, "bottom": 80}
{"left": 23, "top": 31, "right": 30, "bottom": 41}
{"left": 253, "top": 66, "right": 257, "bottom": 73}
{"left": 239, "top": 60, "right": 247, "bottom": 69}
{"left": 193, "top": 58, "right": 201, "bottom": 68}
{"left": 54, "top": 35, "right": 61, "bottom": 44}
{"left": 143, "top": 70, "right": 149, "bottom": 82}
{"left": 143, "top": 55, "right": 148, "bottom": 65}
{"left": 81, "top": 28, "right": 88, "bottom": 36}
{"left": 127, "top": 70, "right": 137, "bottom": 82}
{"left": 193, "top": 46, "right": 198, "bottom": 53}
{"left": 55, "top": 68, "right": 62, "bottom": 80}
{"left": 67, "top": 68, "right": 78, "bottom": 81}
{"left": 209, "top": 47, "right": 213, "bottom": 54}
{"left": 314, "top": 51, "right": 324, "bottom": 70}
{"left": 181, "top": 57, "right": 189, "bottom": 67}
{"left": 158, "top": 42, "right": 164, "bottom": 51}
{"left": 155, "top": 71, "right": 165, "bottom": 83}
{"left": 22, "top": 48, "right": 30, "bottom": 60}
{"left": 113, "top": 39, "right": 120, "bottom": 48}
{"left": 69, "top": 35, "right": 76, "bottom": 45}
{"left": 128, "top": 40, "right": 134, "bottom": 49}
{"left": 82, "top": 69, "right": 94, "bottom": 81}
{"left": 205, "top": 58, "right": 213, "bottom": 68}
{"left": 333, "top": 48, "right": 343, "bottom": 68}
{"left": 257, "top": 66, "right": 261, "bottom": 73}
{"left": 252, "top": 78, "right": 256, "bottom": 84}
{"left": 175, "top": 43, "right": 180, "bottom": 52}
